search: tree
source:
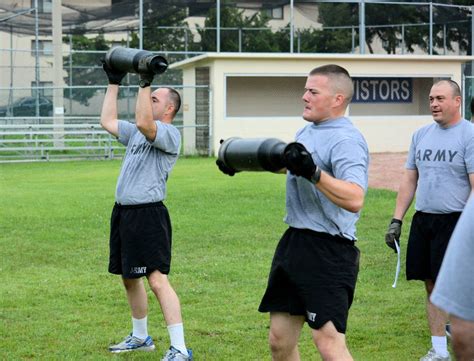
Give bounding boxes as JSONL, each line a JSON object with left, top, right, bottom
{"left": 196, "top": 6, "right": 279, "bottom": 52}
{"left": 275, "top": 26, "right": 354, "bottom": 54}
{"left": 62, "top": 1, "right": 188, "bottom": 106}
{"left": 63, "top": 30, "right": 109, "bottom": 106}
{"left": 317, "top": 1, "right": 472, "bottom": 55}
{"left": 430, "top": 0, "right": 472, "bottom": 55}
{"left": 128, "top": 1, "right": 189, "bottom": 85}
{"left": 130, "top": 1, "right": 188, "bottom": 52}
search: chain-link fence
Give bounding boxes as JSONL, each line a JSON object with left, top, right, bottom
{"left": 0, "top": 83, "right": 212, "bottom": 162}
{"left": 0, "top": 0, "right": 472, "bottom": 161}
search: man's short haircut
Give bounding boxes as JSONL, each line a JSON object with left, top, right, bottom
{"left": 433, "top": 79, "right": 461, "bottom": 98}
{"left": 309, "top": 64, "right": 354, "bottom": 105}
{"left": 164, "top": 87, "right": 181, "bottom": 117}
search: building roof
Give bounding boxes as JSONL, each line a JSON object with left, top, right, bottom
{"left": 170, "top": 52, "right": 474, "bottom": 70}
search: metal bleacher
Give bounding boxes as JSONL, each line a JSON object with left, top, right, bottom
{"left": 0, "top": 118, "right": 125, "bottom": 162}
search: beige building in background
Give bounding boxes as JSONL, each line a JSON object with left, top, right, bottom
{"left": 171, "top": 53, "right": 472, "bottom": 155}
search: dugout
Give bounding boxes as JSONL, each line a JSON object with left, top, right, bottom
{"left": 170, "top": 53, "right": 472, "bottom": 155}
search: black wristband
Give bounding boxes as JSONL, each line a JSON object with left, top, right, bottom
{"left": 139, "top": 79, "right": 151, "bottom": 88}
{"left": 310, "top": 166, "right": 322, "bottom": 184}
{"left": 391, "top": 218, "right": 402, "bottom": 225}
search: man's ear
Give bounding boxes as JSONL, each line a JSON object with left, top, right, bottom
{"left": 454, "top": 95, "right": 461, "bottom": 107}
{"left": 166, "top": 103, "right": 175, "bottom": 116}
{"left": 334, "top": 93, "right": 345, "bottom": 107}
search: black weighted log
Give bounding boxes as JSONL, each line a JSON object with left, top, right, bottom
{"left": 217, "top": 137, "right": 287, "bottom": 175}
{"left": 105, "top": 47, "right": 168, "bottom": 75}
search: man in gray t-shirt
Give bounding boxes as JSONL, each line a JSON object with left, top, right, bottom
{"left": 258, "top": 65, "right": 369, "bottom": 361}
{"left": 385, "top": 80, "right": 474, "bottom": 361}
{"left": 100, "top": 63, "right": 192, "bottom": 360}
{"left": 431, "top": 194, "right": 474, "bottom": 361}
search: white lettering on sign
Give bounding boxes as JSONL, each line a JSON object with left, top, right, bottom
{"left": 353, "top": 78, "right": 412, "bottom": 103}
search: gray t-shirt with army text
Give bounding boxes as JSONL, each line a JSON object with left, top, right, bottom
{"left": 115, "top": 120, "right": 181, "bottom": 205}
{"left": 406, "top": 119, "right": 474, "bottom": 213}
{"left": 284, "top": 117, "right": 369, "bottom": 241}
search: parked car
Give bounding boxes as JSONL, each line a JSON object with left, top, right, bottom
{"left": 0, "top": 96, "right": 53, "bottom": 117}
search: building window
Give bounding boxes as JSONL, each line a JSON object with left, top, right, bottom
{"left": 263, "top": 6, "right": 283, "bottom": 20}
{"left": 31, "top": 40, "right": 53, "bottom": 56}
{"left": 32, "top": 0, "right": 52, "bottom": 13}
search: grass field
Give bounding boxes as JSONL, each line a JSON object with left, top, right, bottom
{"left": 0, "top": 158, "right": 440, "bottom": 360}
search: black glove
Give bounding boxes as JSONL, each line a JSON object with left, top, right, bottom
{"left": 138, "top": 57, "right": 154, "bottom": 88}
{"left": 216, "top": 159, "right": 238, "bottom": 176}
{"left": 101, "top": 59, "right": 126, "bottom": 85}
{"left": 283, "top": 142, "right": 319, "bottom": 182}
{"left": 385, "top": 218, "right": 402, "bottom": 252}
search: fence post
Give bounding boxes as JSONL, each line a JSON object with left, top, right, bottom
{"left": 359, "top": 0, "right": 366, "bottom": 54}
{"left": 185, "top": 28, "right": 189, "bottom": 57}
{"left": 401, "top": 24, "right": 405, "bottom": 55}
{"left": 68, "top": 34, "right": 73, "bottom": 113}
{"left": 297, "top": 30, "right": 300, "bottom": 53}
{"left": 351, "top": 26, "right": 355, "bottom": 54}
{"left": 290, "top": 0, "right": 294, "bottom": 53}
{"left": 238, "top": 28, "right": 242, "bottom": 52}
{"left": 429, "top": 2, "right": 433, "bottom": 55}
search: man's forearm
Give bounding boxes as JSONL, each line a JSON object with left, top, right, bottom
{"left": 135, "top": 87, "right": 156, "bottom": 141}
{"left": 393, "top": 175, "right": 417, "bottom": 220}
{"left": 100, "top": 84, "right": 119, "bottom": 136}
{"left": 316, "top": 171, "right": 365, "bottom": 213}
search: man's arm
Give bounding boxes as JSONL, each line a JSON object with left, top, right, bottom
{"left": 283, "top": 142, "right": 366, "bottom": 213}
{"left": 384, "top": 168, "right": 418, "bottom": 251}
{"left": 135, "top": 86, "right": 157, "bottom": 142}
{"left": 316, "top": 174, "right": 365, "bottom": 213}
{"left": 392, "top": 168, "right": 418, "bottom": 221}
{"left": 100, "top": 84, "right": 120, "bottom": 137}
{"left": 100, "top": 61, "right": 127, "bottom": 137}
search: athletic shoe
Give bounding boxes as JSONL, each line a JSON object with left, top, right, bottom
{"left": 445, "top": 323, "right": 451, "bottom": 338}
{"left": 420, "top": 348, "right": 451, "bottom": 361}
{"left": 161, "top": 346, "right": 193, "bottom": 360}
{"left": 109, "top": 333, "right": 156, "bottom": 353}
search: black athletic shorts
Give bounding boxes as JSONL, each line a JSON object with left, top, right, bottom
{"left": 108, "top": 201, "right": 172, "bottom": 279}
{"left": 258, "top": 227, "right": 360, "bottom": 334}
{"left": 406, "top": 211, "right": 461, "bottom": 282}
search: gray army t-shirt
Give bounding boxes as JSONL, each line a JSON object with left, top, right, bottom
{"left": 284, "top": 117, "right": 369, "bottom": 241}
{"left": 115, "top": 120, "right": 181, "bottom": 205}
{"left": 431, "top": 194, "right": 474, "bottom": 321}
{"left": 406, "top": 119, "right": 474, "bottom": 213}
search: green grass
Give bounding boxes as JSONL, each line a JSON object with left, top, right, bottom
{"left": 0, "top": 158, "right": 437, "bottom": 360}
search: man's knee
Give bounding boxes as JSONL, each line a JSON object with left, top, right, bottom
{"left": 312, "top": 321, "right": 351, "bottom": 360}
{"left": 424, "top": 279, "right": 435, "bottom": 294}
{"left": 269, "top": 329, "right": 297, "bottom": 358}
{"left": 147, "top": 270, "right": 170, "bottom": 294}
{"left": 269, "top": 328, "right": 288, "bottom": 350}
{"left": 122, "top": 277, "right": 142, "bottom": 291}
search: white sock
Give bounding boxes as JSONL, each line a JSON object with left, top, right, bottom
{"left": 167, "top": 323, "right": 188, "bottom": 356}
{"left": 432, "top": 336, "right": 449, "bottom": 357}
{"left": 132, "top": 316, "right": 148, "bottom": 340}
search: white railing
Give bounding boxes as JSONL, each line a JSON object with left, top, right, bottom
{"left": 0, "top": 122, "right": 124, "bottom": 162}
{"left": 0, "top": 118, "right": 211, "bottom": 162}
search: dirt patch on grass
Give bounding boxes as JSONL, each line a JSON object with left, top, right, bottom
{"left": 368, "top": 152, "right": 407, "bottom": 192}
